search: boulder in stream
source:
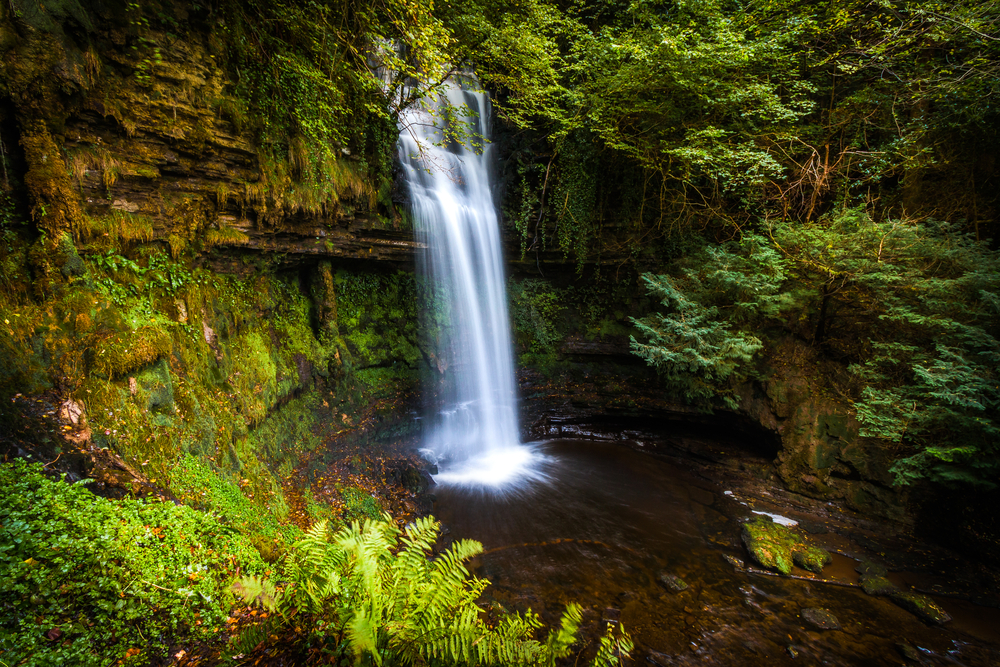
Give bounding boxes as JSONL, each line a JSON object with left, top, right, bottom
{"left": 741, "top": 515, "right": 831, "bottom": 575}
{"left": 889, "top": 591, "right": 952, "bottom": 625}
{"left": 860, "top": 574, "right": 898, "bottom": 596}
{"left": 792, "top": 544, "right": 833, "bottom": 573}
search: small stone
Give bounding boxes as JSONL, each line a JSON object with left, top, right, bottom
{"left": 895, "top": 642, "right": 921, "bottom": 662}
{"left": 860, "top": 574, "right": 897, "bottom": 596}
{"left": 657, "top": 572, "right": 689, "bottom": 592}
{"left": 801, "top": 607, "right": 840, "bottom": 630}
{"left": 787, "top": 645, "right": 800, "bottom": 659}
{"left": 890, "top": 591, "right": 952, "bottom": 625}
{"left": 59, "top": 399, "right": 85, "bottom": 426}
{"left": 723, "top": 554, "right": 745, "bottom": 569}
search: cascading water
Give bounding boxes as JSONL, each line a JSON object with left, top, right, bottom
{"left": 398, "top": 80, "right": 548, "bottom": 490}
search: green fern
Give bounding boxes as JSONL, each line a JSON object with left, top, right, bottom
{"left": 231, "top": 515, "right": 632, "bottom": 665}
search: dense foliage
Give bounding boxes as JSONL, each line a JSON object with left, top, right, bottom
{"left": 632, "top": 210, "right": 1000, "bottom": 487}
{"left": 430, "top": 0, "right": 1000, "bottom": 488}
{"left": 0, "top": 461, "right": 266, "bottom": 665}
{"left": 233, "top": 516, "right": 632, "bottom": 665}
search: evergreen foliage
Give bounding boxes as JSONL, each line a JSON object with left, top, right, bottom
{"left": 631, "top": 235, "right": 787, "bottom": 409}
{"left": 232, "top": 516, "right": 632, "bottom": 665}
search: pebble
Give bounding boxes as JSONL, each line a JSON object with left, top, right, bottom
{"left": 657, "top": 572, "right": 689, "bottom": 592}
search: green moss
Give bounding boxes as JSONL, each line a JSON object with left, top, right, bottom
{"left": 792, "top": 544, "right": 833, "bottom": 573}
{"left": 171, "top": 454, "right": 300, "bottom": 544}
{"left": 89, "top": 324, "right": 172, "bottom": 378}
{"left": 509, "top": 277, "right": 565, "bottom": 355}
{"left": 889, "top": 591, "right": 952, "bottom": 625}
{"left": 860, "top": 574, "right": 897, "bottom": 596}
{"left": 742, "top": 516, "right": 797, "bottom": 574}
{"left": 341, "top": 486, "right": 383, "bottom": 523}
{"left": 335, "top": 269, "right": 419, "bottom": 368}
{"left": 355, "top": 366, "right": 418, "bottom": 399}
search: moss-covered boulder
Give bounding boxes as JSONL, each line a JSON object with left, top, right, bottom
{"left": 741, "top": 515, "right": 831, "bottom": 575}
{"left": 860, "top": 574, "right": 898, "bottom": 596}
{"left": 801, "top": 607, "right": 840, "bottom": 630}
{"left": 890, "top": 591, "right": 952, "bottom": 625}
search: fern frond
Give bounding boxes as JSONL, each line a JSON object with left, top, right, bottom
{"left": 231, "top": 576, "right": 280, "bottom": 612}
{"left": 545, "top": 603, "right": 583, "bottom": 662}
{"left": 589, "top": 622, "right": 634, "bottom": 667}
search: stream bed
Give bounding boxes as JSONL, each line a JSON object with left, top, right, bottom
{"left": 431, "top": 439, "right": 1000, "bottom": 666}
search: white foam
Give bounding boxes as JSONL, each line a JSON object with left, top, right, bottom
{"left": 752, "top": 510, "right": 798, "bottom": 527}
{"left": 429, "top": 443, "right": 552, "bottom": 491}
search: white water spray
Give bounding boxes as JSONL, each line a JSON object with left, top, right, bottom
{"left": 398, "top": 81, "right": 548, "bottom": 490}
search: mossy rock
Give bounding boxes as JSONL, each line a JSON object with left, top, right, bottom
{"left": 57, "top": 234, "right": 86, "bottom": 278}
{"left": 792, "top": 544, "right": 832, "bottom": 573}
{"left": 741, "top": 516, "right": 831, "bottom": 576}
{"left": 859, "top": 574, "right": 897, "bottom": 596}
{"left": 742, "top": 516, "right": 797, "bottom": 574}
{"left": 856, "top": 560, "right": 888, "bottom": 577}
{"left": 890, "top": 591, "right": 952, "bottom": 625}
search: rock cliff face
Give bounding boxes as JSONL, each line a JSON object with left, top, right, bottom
{"left": 0, "top": 2, "right": 424, "bottom": 518}
{"left": 1, "top": 2, "right": 420, "bottom": 272}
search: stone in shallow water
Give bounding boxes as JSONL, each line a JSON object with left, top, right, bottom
{"left": 890, "top": 591, "right": 952, "bottom": 625}
{"left": 860, "top": 573, "right": 898, "bottom": 596}
{"left": 657, "top": 572, "right": 689, "bottom": 592}
{"left": 723, "top": 554, "right": 745, "bottom": 569}
{"left": 801, "top": 607, "right": 841, "bottom": 630}
{"left": 856, "top": 560, "right": 888, "bottom": 577}
{"left": 792, "top": 544, "right": 832, "bottom": 573}
{"left": 895, "top": 642, "right": 921, "bottom": 662}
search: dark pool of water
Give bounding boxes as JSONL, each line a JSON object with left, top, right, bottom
{"left": 432, "top": 439, "right": 1000, "bottom": 666}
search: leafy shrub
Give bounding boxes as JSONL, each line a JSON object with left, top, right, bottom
{"left": 233, "top": 516, "right": 632, "bottom": 665}
{"left": 509, "top": 278, "right": 565, "bottom": 356}
{"left": 0, "top": 460, "right": 266, "bottom": 665}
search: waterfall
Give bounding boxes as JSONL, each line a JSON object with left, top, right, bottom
{"left": 398, "top": 81, "right": 547, "bottom": 489}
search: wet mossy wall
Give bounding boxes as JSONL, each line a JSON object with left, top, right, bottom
{"left": 0, "top": 242, "right": 422, "bottom": 536}
{"left": 0, "top": 0, "right": 426, "bottom": 540}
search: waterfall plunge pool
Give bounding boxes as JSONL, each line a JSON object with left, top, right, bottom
{"left": 427, "top": 438, "right": 1000, "bottom": 666}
